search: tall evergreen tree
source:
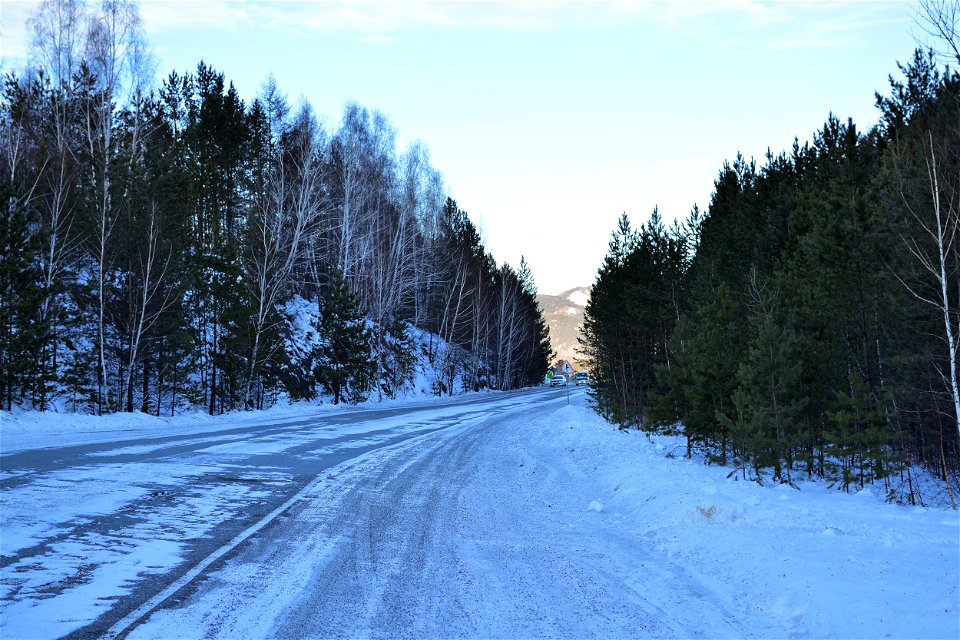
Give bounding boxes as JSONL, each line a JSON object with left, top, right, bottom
{"left": 0, "top": 182, "right": 46, "bottom": 410}
{"left": 315, "top": 272, "right": 374, "bottom": 405}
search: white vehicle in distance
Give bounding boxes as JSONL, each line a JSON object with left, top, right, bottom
{"left": 549, "top": 374, "right": 567, "bottom": 387}
{"left": 574, "top": 371, "right": 589, "bottom": 385}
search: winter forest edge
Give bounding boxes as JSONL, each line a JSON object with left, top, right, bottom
{"left": 3, "top": 0, "right": 960, "bottom": 508}
{"left": 0, "top": 0, "right": 553, "bottom": 418}
{"left": 578, "top": 3, "right": 960, "bottom": 506}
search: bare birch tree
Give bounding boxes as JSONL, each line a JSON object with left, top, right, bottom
{"left": 80, "top": 0, "right": 150, "bottom": 413}
{"left": 919, "top": 0, "right": 960, "bottom": 64}
{"left": 243, "top": 102, "right": 325, "bottom": 408}
{"left": 328, "top": 104, "right": 375, "bottom": 279}
{"left": 398, "top": 142, "right": 445, "bottom": 329}
{"left": 28, "top": 0, "right": 87, "bottom": 93}
{"left": 894, "top": 131, "right": 960, "bottom": 437}
{"left": 25, "top": 0, "right": 90, "bottom": 408}
{"left": 894, "top": 0, "right": 960, "bottom": 436}
{"left": 120, "top": 201, "right": 175, "bottom": 411}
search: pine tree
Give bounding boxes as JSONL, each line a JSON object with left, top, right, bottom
{"left": 653, "top": 284, "right": 743, "bottom": 461}
{"left": 516, "top": 256, "right": 553, "bottom": 387}
{"left": 0, "top": 182, "right": 46, "bottom": 410}
{"left": 724, "top": 281, "right": 807, "bottom": 483}
{"left": 580, "top": 211, "right": 691, "bottom": 427}
{"left": 377, "top": 318, "right": 418, "bottom": 399}
{"left": 580, "top": 213, "right": 638, "bottom": 424}
{"left": 315, "top": 273, "right": 374, "bottom": 405}
{"left": 825, "top": 371, "right": 892, "bottom": 491}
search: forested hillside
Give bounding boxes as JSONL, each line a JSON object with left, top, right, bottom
{"left": 580, "top": 43, "right": 960, "bottom": 502}
{"left": 0, "top": 0, "right": 552, "bottom": 415}
{"left": 537, "top": 287, "right": 589, "bottom": 366}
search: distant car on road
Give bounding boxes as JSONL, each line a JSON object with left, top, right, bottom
{"left": 549, "top": 374, "right": 567, "bottom": 387}
{"left": 574, "top": 371, "right": 589, "bottom": 385}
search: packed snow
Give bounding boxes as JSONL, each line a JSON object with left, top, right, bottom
{"left": 1, "top": 389, "right": 957, "bottom": 639}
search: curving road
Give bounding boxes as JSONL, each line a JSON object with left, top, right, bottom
{"left": 1, "top": 389, "right": 563, "bottom": 639}
{"left": 129, "top": 389, "right": 748, "bottom": 639}
{"left": 3, "top": 387, "right": 751, "bottom": 639}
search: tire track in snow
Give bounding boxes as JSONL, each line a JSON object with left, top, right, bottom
{"left": 116, "top": 395, "right": 539, "bottom": 639}
{"left": 128, "top": 391, "right": 756, "bottom": 639}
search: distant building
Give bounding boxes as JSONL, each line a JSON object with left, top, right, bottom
{"left": 554, "top": 360, "right": 575, "bottom": 375}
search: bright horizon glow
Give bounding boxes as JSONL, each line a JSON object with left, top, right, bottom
{"left": 1, "top": 1, "right": 926, "bottom": 295}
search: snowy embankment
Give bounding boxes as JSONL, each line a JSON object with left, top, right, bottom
{"left": 537, "top": 401, "right": 959, "bottom": 639}
{"left": 0, "top": 386, "right": 448, "bottom": 457}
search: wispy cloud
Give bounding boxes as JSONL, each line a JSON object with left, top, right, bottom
{"left": 139, "top": 0, "right": 249, "bottom": 31}
{"left": 762, "top": 3, "right": 911, "bottom": 52}
{"left": 131, "top": 1, "right": 715, "bottom": 36}
{"left": 44, "top": 0, "right": 900, "bottom": 44}
{"left": 615, "top": 0, "right": 911, "bottom": 54}
{"left": 137, "top": 1, "right": 453, "bottom": 34}
{"left": 1, "top": 2, "right": 38, "bottom": 67}
{"left": 612, "top": 0, "right": 790, "bottom": 34}
{"left": 3, "top": 0, "right": 913, "bottom": 71}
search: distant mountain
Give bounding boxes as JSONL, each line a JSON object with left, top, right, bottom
{"left": 537, "top": 286, "right": 590, "bottom": 368}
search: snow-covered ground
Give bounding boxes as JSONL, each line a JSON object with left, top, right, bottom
{"left": 2, "top": 389, "right": 958, "bottom": 639}
{"left": 547, "top": 403, "right": 959, "bottom": 639}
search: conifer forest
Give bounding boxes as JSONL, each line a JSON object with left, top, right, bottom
{"left": 0, "top": 0, "right": 552, "bottom": 416}
{"left": 580, "top": 39, "right": 960, "bottom": 500}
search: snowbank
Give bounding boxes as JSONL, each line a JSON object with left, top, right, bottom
{"left": 541, "top": 400, "right": 959, "bottom": 640}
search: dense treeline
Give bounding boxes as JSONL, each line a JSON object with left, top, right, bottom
{"left": 0, "top": 0, "right": 551, "bottom": 415}
{"left": 581, "top": 47, "right": 960, "bottom": 502}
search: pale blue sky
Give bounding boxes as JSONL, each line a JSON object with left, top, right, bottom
{"left": 2, "top": 1, "right": 924, "bottom": 294}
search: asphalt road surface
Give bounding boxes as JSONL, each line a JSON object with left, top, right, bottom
{"left": 3, "top": 386, "right": 749, "bottom": 639}
{"left": 1, "top": 389, "right": 577, "bottom": 638}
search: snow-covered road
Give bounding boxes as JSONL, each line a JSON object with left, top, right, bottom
{"left": 132, "top": 389, "right": 748, "bottom": 639}
{"left": 1, "top": 389, "right": 563, "bottom": 639}
{"left": 2, "top": 388, "right": 958, "bottom": 639}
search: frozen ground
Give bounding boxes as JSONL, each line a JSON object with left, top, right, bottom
{"left": 2, "top": 388, "right": 958, "bottom": 639}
